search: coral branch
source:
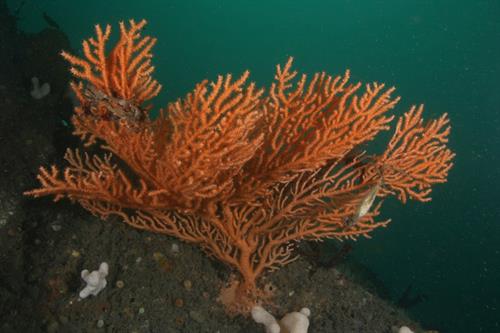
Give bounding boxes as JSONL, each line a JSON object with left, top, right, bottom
{"left": 368, "top": 105, "right": 455, "bottom": 202}
{"left": 62, "top": 19, "right": 160, "bottom": 106}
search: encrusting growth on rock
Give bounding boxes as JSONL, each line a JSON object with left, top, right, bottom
{"left": 25, "top": 19, "right": 455, "bottom": 315}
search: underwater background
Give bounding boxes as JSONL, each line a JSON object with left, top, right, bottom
{"left": 6, "top": 0, "right": 499, "bottom": 332}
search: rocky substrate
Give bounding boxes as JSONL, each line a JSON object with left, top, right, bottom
{"left": 2, "top": 209, "right": 421, "bottom": 333}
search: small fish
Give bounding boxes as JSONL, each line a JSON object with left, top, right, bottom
{"left": 42, "top": 12, "right": 61, "bottom": 30}
{"left": 344, "top": 181, "right": 381, "bottom": 227}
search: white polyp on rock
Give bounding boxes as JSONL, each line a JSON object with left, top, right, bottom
{"left": 252, "top": 305, "right": 311, "bottom": 333}
{"left": 398, "top": 326, "right": 415, "bottom": 333}
{"left": 252, "top": 305, "right": 281, "bottom": 333}
{"left": 79, "top": 262, "right": 109, "bottom": 299}
{"left": 30, "top": 77, "right": 50, "bottom": 99}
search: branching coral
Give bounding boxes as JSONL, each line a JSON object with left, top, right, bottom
{"left": 25, "top": 19, "right": 455, "bottom": 314}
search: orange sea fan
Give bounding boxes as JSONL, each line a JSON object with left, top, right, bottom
{"left": 25, "top": 19, "right": 455, "bottom": 315}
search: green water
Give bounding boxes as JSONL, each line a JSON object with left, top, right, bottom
{"left": 8, "top": 0, "right": 499, "bottom": 331}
